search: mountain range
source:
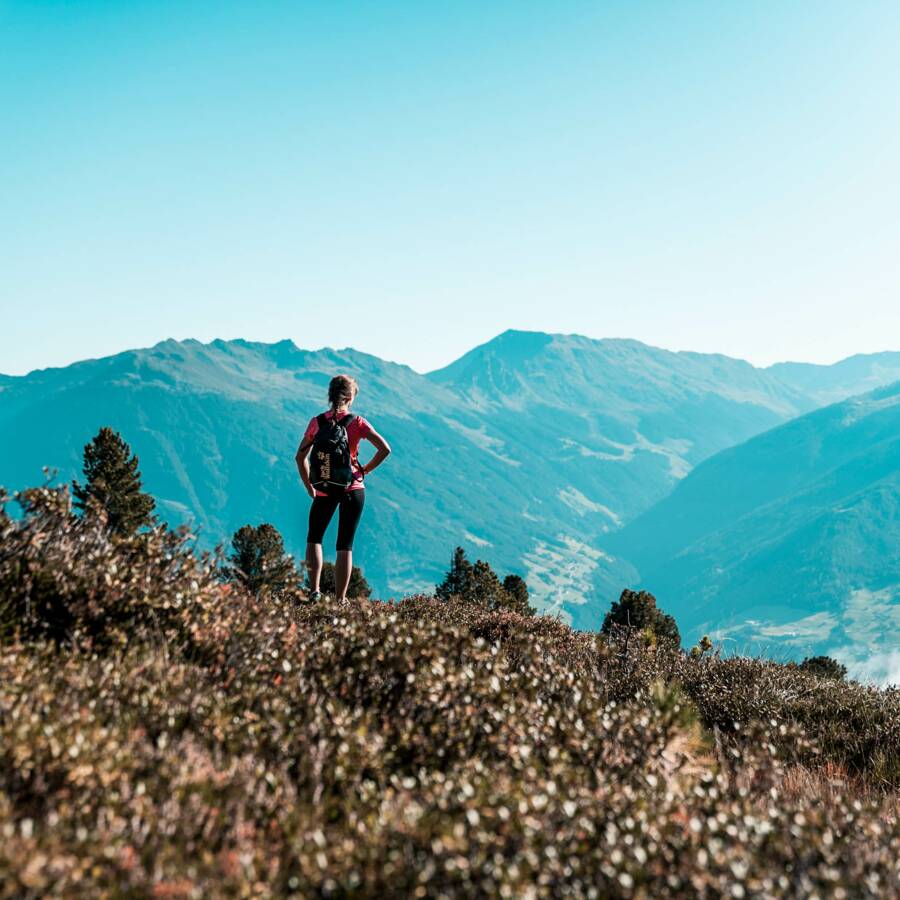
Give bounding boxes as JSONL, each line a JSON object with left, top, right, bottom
{"left": 1, "top": 331, "right": 898, "bottom": 680}
{"left": 611, "top": 381, "right": 900, "bottom": 682}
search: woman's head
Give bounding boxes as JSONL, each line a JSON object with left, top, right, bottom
{"left": 328, "top": 374, "right": 359, "bottom": 410}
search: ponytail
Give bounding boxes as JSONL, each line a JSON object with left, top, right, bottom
{"left": 328, "top": 374, "right": 358, "bottom": 418}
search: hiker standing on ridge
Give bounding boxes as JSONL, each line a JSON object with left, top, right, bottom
{"left": 295, "top": 374, "right": 391, "bottom": 601}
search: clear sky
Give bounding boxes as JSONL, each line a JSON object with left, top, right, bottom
{"left": 2, "top": 1, "right": 899, "bottom": 376}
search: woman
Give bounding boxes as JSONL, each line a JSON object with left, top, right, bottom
{"left": 295, "top": 374, "right": 391, "bottom": 601}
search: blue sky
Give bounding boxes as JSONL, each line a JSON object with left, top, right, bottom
{"left": 2, "top": 1, "right": 899, "bottom": 375}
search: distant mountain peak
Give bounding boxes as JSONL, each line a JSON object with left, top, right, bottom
{"left": 466, "top": 328, "right": 554, "bottom": 355}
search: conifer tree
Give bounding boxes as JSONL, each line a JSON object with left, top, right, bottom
{"left": 312, "top": 562, "right": 372, "bottom": 599}
{"left": 502, "top": 574, "right": 536, "bottom": 616}
{"left": 226, "top": 523, "right": 299, "bottom": 596}
{"left": 436, "top": 547, "right": 475, "bottom": 601}
{"left": 601, "top": 589, "right": 680, "bottom": 645}
{"left": 436, "top": 547, "right": 535, "bottom": 615}
{"left": 72, "top": 427, "right": 156, "bottom": 536}
{"left": 470, "top": 559, "right": 510, "bottom": 610}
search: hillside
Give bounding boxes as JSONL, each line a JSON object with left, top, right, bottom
{"left": 1, "top": 331, "right": 898, "bottom": 627}
{"left": 612, "top": 382, "right": 900, "bottom": 682}
{"left": 2, "top": 494, "right": 899, "bottom": 896}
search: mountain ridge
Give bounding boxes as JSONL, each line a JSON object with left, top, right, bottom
{"left": 2, "top": 330, "right": 899, "bottom": 663}
{"left": 7, "top": 328, "right": 900, "bottom": 384}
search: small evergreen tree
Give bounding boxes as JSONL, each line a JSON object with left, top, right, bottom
{"left": 502, "top": 574, "right": 535, "bottom": 616}
{"left": 800, "top": 655, "right": 847, "bottom": 681}
{"left": 312, "top": 561, "right": 372, "bottom": 599}
{"left": 436, "top": 547, "right": 475, "bottom": 602}
{"left": 601, "top": 589, "right": 680, "bottom": 645}
{"left": 72, "top": 427, "right": 156, "bottom": 536}
{"left": 436, "top": 547, "right": 534, "bottom": 615}
{"left": 226, "top": 523, "right": 299, "bottom": 596}
{"left": 470, "top": 559, "right": 509, "bottom": 609}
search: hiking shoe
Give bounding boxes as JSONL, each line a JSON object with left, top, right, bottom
{"left": 308, "top": 590, "right": 323, "bottom": 602}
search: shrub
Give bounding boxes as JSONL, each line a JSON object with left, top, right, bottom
{"left": 0, "top": 485, "right": 221, "bottom": 649}
{"left": 800, "top": 654, "right": 848, "bottom": 680}
{"left": 1, "top": 493, "right": 899, "bottom": 896}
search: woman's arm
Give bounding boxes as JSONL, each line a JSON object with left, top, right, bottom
{"left": 295, "top": 439, "right": 316, "bottom": 498}
{"left": 362, "top": 429, "right": 391, "bottom": 476}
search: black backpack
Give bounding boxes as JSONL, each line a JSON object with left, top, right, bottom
{"left": 310, "top": 413, "right": 356, "bottom": 490}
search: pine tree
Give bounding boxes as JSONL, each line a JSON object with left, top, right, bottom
{"left": 312, "top": 562, "right": 372, "bottom": 599}
{"left": 502, "top": 574, "right": 535, "bottom": 616}
{"left": 226, "top": 523, "right": 299, "bottom": 596}
{"left": 72, "top": 427, "right": 156, "bottom": 536}
{"left": 435, "top": 547, "right": 475, "bottom": 601}
{"left": 436, "top": 547, "right": 535, "bottom": 616}
{"left": 470, "top": 559, "right": 509, "bottom": 608}
{"left": 601, "top": 589, "right": 680, "bottom": 645}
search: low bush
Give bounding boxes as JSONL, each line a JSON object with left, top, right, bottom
{"left": 0, "top": 486, "right": 220, "bottom": 649}
{"left": 1, "top": 487, "right": 898, "bottom": 897}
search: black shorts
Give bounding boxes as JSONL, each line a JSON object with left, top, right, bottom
{"left": 307, "top": 487, "right": 365, "bottom": 551}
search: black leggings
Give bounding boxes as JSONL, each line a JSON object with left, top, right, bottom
{"left": 306, "top": 488, "right": 365, "bottom": 551}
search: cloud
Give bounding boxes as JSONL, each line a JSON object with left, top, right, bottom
{"left": 835, "top": 648, "right": 900, "bottom": 688}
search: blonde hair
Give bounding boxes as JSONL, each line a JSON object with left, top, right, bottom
{"left": 328, "top": 374, "right": 358, "bottom": 415}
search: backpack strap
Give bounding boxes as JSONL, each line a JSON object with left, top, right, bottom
{"left": 336, "top": 414, "right": 356, "bottom": 428}
{"left": 316, "top": 413, "right": 328, "bottom": 429}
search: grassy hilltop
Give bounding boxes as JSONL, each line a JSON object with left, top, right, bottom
{"left": 1, "top": 486, "right": 899, "bottom": 898}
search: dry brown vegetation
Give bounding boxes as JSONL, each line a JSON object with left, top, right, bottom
{"left": 1, "top": 486, "right": 899, "bottom": 897}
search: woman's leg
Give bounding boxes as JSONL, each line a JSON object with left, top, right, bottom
{"left": 334, "top": 550, "right": 352, "bottom": 601}
{"left": 306, "top": 493, "right": 340, "bottom": 593}
{"left": 334, "top": 490, "right": 366, "bottom": 600}
{"left": 306, "top": 542, "right": 324, "bottom": 592}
